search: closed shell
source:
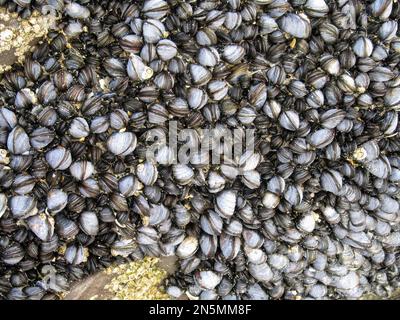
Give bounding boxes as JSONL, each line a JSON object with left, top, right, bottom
{"left": 69, "top": 161, "right": 95, "bottom": 181}
{"left": 188, "top": 88, "right": 208, "bottom": 110}
{"left": 136, "top": 161, "right": 158, "bottom": 186}
{"left": 10, "top": 195, "right": 38, "bottom": 218}
{"left": 353, "top": 37, "right": 374, "bottom": 58}
{"left": 279, "top": 110, "right": 300, "bottom": 131}
{"left": 127, "top": 54, "right": 154, "bottom": 81}
{"left": 172, "top": 164, "right": 194, "bottom": 185}
{"left": 0, "top": 193, "right": 7, "bottom": 218}
{"left": 195, "top": 270, "right": 222, "bottom": 290}
{"left": 223, "top": 45, "right": 245, "bottom": 64}
{"left": 45, "top": 147, "right": 72, "bottom": 170}
{"left": 278, "top": 13, "right": 311, "bottom": 39}
{"left": 190, "top": 64, "right": 212, "bottom": 86}
{"left": 47, "top": 189, "right": 68, "bottom": 213}
{"left": 0, "top": 108, "right": 17, "bottom": 129}
{"left": 65, "top": 3, "right": 90, "bottom": 19}
{"left": 198, "top": 47, "right": 220, "bottom": 67}
{"left": 308, "top": 129, "right": 334, "bottom": 149}
{"left": 215, "top": 190, "right": 236, "bottom": 218}
{"left": 248, "top": 263, "right": 273, "bottom": 282}
{"left": 320, "top": 169, "right": 343, "bottom": 195}
{"left": 69, "top": 117, "right": 89, "bottom": 138}
{"left": 27, "top": 214, "right": 54, "bottom": 242}
{"left": 30, "top": 127, "right": 54, "bottom": 150}
{"left": 156, "top": 39, "right": 177, "bottom": 61}
{"left": 262, "top": 192, "right": 280, "bottom": 209}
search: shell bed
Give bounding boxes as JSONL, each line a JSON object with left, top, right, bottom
{"left": 1, "top": 0, "right": 400, "bottom": 300}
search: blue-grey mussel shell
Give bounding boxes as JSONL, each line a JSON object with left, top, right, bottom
{"left": 12, "top": 174, "right": 35, "bottom": 195}
{"left": 156, "top": 39, "right": 177, "bottom": 61}
{"left": 0, "top": 193, "right": 7, "bottom": 218}
{"left": 385, "top": 87, "right": 400, "bottom": 107}
{"left": 194, "top": 270, "right": 222, "bottom": 290}
{"left": 45, "top": 147, "right": 72, "bottom": 170}
{"left": 47, "top": 189, "right": 68, "bottom": 213}
{"left": 55, "top": 214, "right": 79, "bottom": 240}
{"left": 69, "top": 117, "right": 90, "bottom": 139}
{"left": 1, "top": 243, "right": 25, "bottom": 265}
{"left": 176, "top": 236, "right": 198, "bottom": 259}
{"left": 189, "top": 64, "right": 212, "bottom": 86}
{"left": 127, "top": 54, "right": 154, "bottom": 81}
{"left": 142, "top": 0, "right": 169, "bottom": 20}
{"left": 136, "top": 161, "right": 158, "bottom": 186}
{"left": 198, "top": 47, "right": 220, "bottom": 67}
{"left": 364, "top": 156, "right": 392, "bottom": 179}
{"left": 188, "top": 88, "right": 208, "bottom": 110}
{"left": 79, "top": 211, "right": 99, "bottom": 236}
{"left": 90, "top": 116, "right": 110, "bottom": 134}
{"left": 278, "top": 13, "right": 311, "bottom": 39}
{"left": 320, "top": 169, "right": 343, "bottom": 195}
{"left": 65, "top": 244, "right": 88, "bottom": 265}
{"left": 69, "top": 161, "right": 95, "bottom": 181}
{"left": 0, "top": 108, "right": 17, "bottom": 129}
{"left": 7, "top": 126, "right": 31, "bottom": 155}
{"left": 107, "top": 132, "right": 137, "bottom": 156}
{"left": 30, "top": 127, "right": 55, "bottom": 150}
{"left": 172, "top": 164, "right": 194, "bottom": 185}
{"left": 9, "top": 195, "right": 38, "bottom": 219}
{"left": 308, "top": 128, "right": 335, "bottom": 149}
{"left": 26, "top": 214, "right": 55, "bottom": 242}
{"left": 65, "top": 2, "right": 90, "bottom": 19}
{"left": 215, "top": 190, "right": 236, "bottom": 219}
{"left": 118, "top": 174, "right": 141, "bottom": 197}
{"left": 222, "top": 45, "right": 245, "bottom": 64}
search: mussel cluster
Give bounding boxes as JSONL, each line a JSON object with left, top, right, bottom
{"left": 1, "top": 0, "right": 400, "bottom": 300}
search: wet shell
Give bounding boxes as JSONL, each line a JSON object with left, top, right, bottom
{"left": 215, "top": 190, "right": 236, "bottom": 218}
{"left": 248, "top": 263, "right": 273, "bottom": 283}
{"left": 1, "top": 0, "right": 400, "bottom": 302}
{"left": 30, "top": 127, "right": 55, "bottom": 150}
{"left": 127, "top": 55, "right": 154, "bottom": 81}
{"left": 320, "top": 170, "right": 343, "bottom": 195}
{"left": 194, "top": 271, "right": 222, "bottom": 290}
{"left": 47, "top": 189, "right": 68, "bottom": 213}
{"left": 156, "top": 39, "right": 177, "bottom": 61}
{"left": 136, "top": 161, "right": 158, "bottom": 186}
{"left": 0, "top": 108, "right": 17, "bottom": 129}
{"left": 79, "top": 211, "right": 99, "bottom": 236}
{"left": 69, "top": 161, "right": 95, "bottom": 181}
{"left": 27, "top": 214, "right": 55, "bottom": 242}
{"left": 7, "top": 126, "right": 31, "bottom": 155}
{"left": 0, "top": 193, "right": 7, "bottom": 218}
{"left": 198, "top": 47, "right": 220, "bottom": 67}
{"left": 107, "top": 132, "right": 137, "bottom": 156}
{"left": 10, "top": 195, "right": 38, "bottom": 218}
{"left": 45, "top": 147, "right": 72, "bottom": 170}
{"left": 278, "top": 13, "right": 311, "bottom": 39}
{"left": 176, "top": 236, "right": 199, "bottom": 259}
{"left": 69, "top": 118, "right": 90, "bottom": 139}
{"left": 172, "top": 164, "right": 194, "bottom": 185}
{"left": 308, "top": 129, "right": 334, "bottom": 149}
{"left": 65, "top": 2, "right": 90, "bottom": 19}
